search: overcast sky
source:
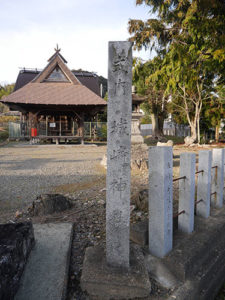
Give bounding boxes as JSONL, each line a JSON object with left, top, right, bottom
{"left": 0, "top": 0, "right": 152, "bottom": 85}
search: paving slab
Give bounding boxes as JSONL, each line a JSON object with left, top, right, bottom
{"left": 15, "top": 223, "right": 73, "bottom": 300}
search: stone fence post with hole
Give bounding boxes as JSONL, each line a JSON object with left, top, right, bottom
{"left": 148, "top": 147, "right": 225, "bottom": 258}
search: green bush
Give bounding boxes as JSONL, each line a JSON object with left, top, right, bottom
{"left": 144, "top": 135, "right": 184, "bottom": 146}
{"left": 140, "top": 115, "right": 152, "bottom": 124}
{"left": 0, "top": 129, "right": 9, "bottom": 142}
{"left": 0, "top": 116, "right": 19, "bottom": 123}
{"left": 98, "top": 124, "right": 107, "bottom": 140}
{"left": 164, "top": 135, "right": 185, "bottom": 145}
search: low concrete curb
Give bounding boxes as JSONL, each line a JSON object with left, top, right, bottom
{"left": 15, "top": 223, "right": 73, "bottom": 300}
{"left": 144, "top": 206, "right": 225, "bottom": 300}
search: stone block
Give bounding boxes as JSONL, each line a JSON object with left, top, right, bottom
{"left": 144, "top": 255, "right": 179, "bottom": 289}
{"left": 81, "top": 244, "right": 151, "bottom": 299}
{"left": 130, "top": 220, "right": 148, "bottom": 246}
{"left": 131, "top": 134, "right": 144, "bottom": 144}
{"left": 148, "top": 146, "right": 173, "bottom": 257}
{"left": 196, "top": 150, "right": 212, "bottom": 218}
{"left": 211, "top": 148, "right": 224, "bottom": 208}
{"left": 0, "top": 222, "right": 35, "bottom": 300}
{"left": 15, "top": 223, "right": 73, "bottom": 300}
{"left": 178, "top": 152, "right": 196, "bottom": 233}
{"left": 29, "top": 194, "right": 72, "bottom": 216}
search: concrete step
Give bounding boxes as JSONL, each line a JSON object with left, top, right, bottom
{"left": 199, "top": 257, "right": 225, "bottom": 300}
{"left": 168, "top": 248, "right": 225, "bottom": 300}
{"left": 15, "top": 223, "right": 73, "bottom": 300}
{"left": 157, "top": 206, "right": 225, "bottom": 300}
{"left": 197, "top": 237, "right": 225, "bottom": 292}
{"left": 163, "top": 206, "right": 225, "bottom": 281}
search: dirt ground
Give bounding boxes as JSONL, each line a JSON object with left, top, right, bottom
{"left": 0, "top": 141, "right": 224, "bottom": 299}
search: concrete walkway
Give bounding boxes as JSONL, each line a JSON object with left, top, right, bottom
{"left": 15, "top": 223, "right": 73, "bottom": 300}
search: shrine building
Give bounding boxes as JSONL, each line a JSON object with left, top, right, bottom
{"left": 1, "top": 47, "right": 107, "bottom": 143}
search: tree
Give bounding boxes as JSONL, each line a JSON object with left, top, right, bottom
{"left": 0, "top": 84, "right": 14, "bottom": 113}
{"left": 202, "top": 85, "right": 225, "bottom": 142}
{"left": 129, "top": 0, "right": 225, "bottom": 144}
{"left": 133, "top": 57, "right": 169, "bottom": 137}
{"left": 163, "top": 43, "right": 214, "bottom": 144}
{"left": 129, "top": 0, "right": 225, "bottom": 60}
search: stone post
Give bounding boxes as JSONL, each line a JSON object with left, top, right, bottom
{"left": 148, "top": 146, "right": 173, "bottom": 257}
{"left": 211, "top": 148, "right": 225, "bottom": 208}
{"left": 224, "top": 150, "right": 225, "bottom": 202}
{"left": 196, "top": 150, "right": 212, "bottom": 218}
{"left": 178, "top": 153, "right": 196, "bottom": 233}
{"left": 106, "top": 41, "right": 132, "bottom": 269}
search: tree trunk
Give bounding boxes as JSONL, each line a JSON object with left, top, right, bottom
{"left": 151, "top": 113, "right": 164, "bottom": 138}
{"left": 215, "top": 125, "right": 220, "bottom": 143}
{"left": 158, "top": 114, "right": 164, "bottom": 136}
{"left": 197, "top": 117, "right": 200, "bottom": 144}
{"left": 184, "top": 123, "right": 197, "bottom": 146}
{"left": 190, "top": 124, "right": 197, "bottom": 141}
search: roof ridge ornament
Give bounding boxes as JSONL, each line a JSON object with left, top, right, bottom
{"left": 54, "top": 44, "right": 61, "bottom": 53}
{"left": 47, "top": 45, "right": 67, "bottom": 64}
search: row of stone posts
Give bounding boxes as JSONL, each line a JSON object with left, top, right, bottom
{"left": 106, "top": 41, "right": 225, "bottom": 265}
{"left": 149, "top": 147, "right": 225, "bottom": 258}
{"left": 106, "top": 41, "right": 225, "bottom": 264}
{"left": 82, "top": 41, "right": 224, "bottom": 299}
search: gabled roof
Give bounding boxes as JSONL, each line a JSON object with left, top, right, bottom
{"left": 32, "top": 53, "right": 81, "bottom": 85}
{"left": 1, "top": 49, "right": 106, "bottom": 107}
{"left": 2, "top": 82, "right": 106, "bottom": 106}
{"left": 14, "top": 69, "right": 101, "bottom": 96}
{"left": 47, "top": 50, "right": 67, "bottom": 64}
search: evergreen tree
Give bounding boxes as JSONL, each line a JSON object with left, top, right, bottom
{"left": 0, "top": 84, "right": 14, "bottom": 113}
{"left": 129, "top": 0, "right": 225, "bottom": 144}
{"left": 133, "top": 57, "right": 169, "bottom": 137}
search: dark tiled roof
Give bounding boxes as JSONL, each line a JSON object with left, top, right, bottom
{"left": 14, "top": 69, "right": 101, "bottom": 96}
{"left": 14, "top": 69, "right": 39, "bottom": 91}
{"left": 76, "top": 75, "right": 100, "bottom": 96}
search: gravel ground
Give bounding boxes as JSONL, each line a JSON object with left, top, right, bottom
{"left": 0, "top": 142, "right": 107, "bottom": 219}
{"left": 1, "top": 141, "right": 224, "bottom": 299}
{"left": 0, "top": 142, "right": 175, "bottom": 299}
{"left": 0, "top": 141, "right": 221, "bottom": 217}
{"left": 0, "top": 142, "right": 153, "bottom": 299}
{"left": 0, "top": 141, "right": 208, "bottom": 219}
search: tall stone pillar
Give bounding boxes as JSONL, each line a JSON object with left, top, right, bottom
{"left": 81, "top": 42, "right": 151, "bottom": 299}
{"left": 148, "top": 146, "right": 173, "bottom": 257}
{"left": 211, "top": 148, "right": 225, "bottom": 208}
{"left": 106, "top": 41, "right": 132, "bottom": 269}
{"left": 196, "top": 150, "right": 212, "bottom": 218}
{"left": 178, "top": 153, "right": 196, "bottom": 233}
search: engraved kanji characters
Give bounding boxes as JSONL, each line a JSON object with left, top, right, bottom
{"left": 110, "top": 118, "right": 129, "bottom": 136}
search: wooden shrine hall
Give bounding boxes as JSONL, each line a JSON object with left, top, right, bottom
{"left": 1, "top": 47, "right": 107, "bottom": 143}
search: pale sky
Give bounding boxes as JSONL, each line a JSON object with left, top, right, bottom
{"left": 0, "top": 0, "right": 152, "bottom": 85}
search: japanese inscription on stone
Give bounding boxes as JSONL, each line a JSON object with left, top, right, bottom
{"left": 106, "top": 41, "right": 132, "bottom": 269}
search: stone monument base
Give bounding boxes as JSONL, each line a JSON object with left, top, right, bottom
{"left": 81, "top": 244, "right": 151, "bottom": 299}
{"left": 131, "top": 134, "right": 144, "bottom": 144}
